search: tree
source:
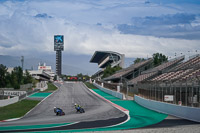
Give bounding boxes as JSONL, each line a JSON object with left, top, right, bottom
{"left": 0, "top": 64, "right": 7, "bottom": 99}
{"left": 9, "top": 66, "right": 23, "bottom": 89}
{"left": 53, "top": 75, "right": 57, "bottom": 81}
{"left": 102, "top": 65, "right": 122, "bottom": 78}
{"left": 5, "top": 72, "right": 12, "bottom": 88}
{"left": 153, "top": 53, "right": 168, "bottom": 66}
{"left": 0, "top": 64, "right": 7, "bottom": 88}
{"left": 0, "top": 65, "right": 35, "bottom": 89}
{"left": 14, "top": 66, "right": 24, "bottom": 85}
{"left": 10, "top": 71, "right": 20, "bottom": 89}
{"left": 24, "top": 70, "right": 33, "bottom": 84}
{"left": 134, "top": 58, "right": 146, "bottom": 64}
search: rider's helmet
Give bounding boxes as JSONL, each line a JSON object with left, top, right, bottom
{"left": 74, "top": 103, "right": 77, "bottom": 106}
{"left": 54, "top": 107, "right": 56, "bottom": 109}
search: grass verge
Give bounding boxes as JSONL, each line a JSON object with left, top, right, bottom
{"left": 0, "top": 99, "right": 40, "bottom": 121}
{"left": 42, "top": 83, "right": 58, "bottom": 92}
{"left": 84, "top": 82, "right": 98, "bottom": 89}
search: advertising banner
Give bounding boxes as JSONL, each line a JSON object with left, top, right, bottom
{"left": 54, "top": 35, "right": 64, "bottom": 51}
{"left": 164, "top": 95, "right": 174, "bottom": 101}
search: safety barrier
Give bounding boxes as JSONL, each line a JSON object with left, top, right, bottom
{"left": 0, "top": 96, "right": 19, "bottom": 107}
{"left": 37, "top": 81, "right": 48, "bottom": 91}
{"left": 93, "top": 83, "right": 124, "bottom": 99}
{"left": 135, "top": 95, "right": 200, "bottom": 122}
{"left": 39, "top": 84, "right": 48, "bottom": 91}
{"left": 20, "top": 83, "right": 33, "bottom": 90}
{"left": 0, "top": 90, "right": 27, "bottom": 96}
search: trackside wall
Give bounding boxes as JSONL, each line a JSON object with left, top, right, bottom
{"left": 0, "top": 96, "right": 19, "bottom": 107}
{"left": 93, "top": 83, "right": 124, "bottom": 99}
{"left": 135, "top": 95, "right": 200, "bottom": 122}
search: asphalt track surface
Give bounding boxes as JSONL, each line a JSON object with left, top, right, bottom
{"left": 0, "top": 82, "right": 126, "bottom": 132}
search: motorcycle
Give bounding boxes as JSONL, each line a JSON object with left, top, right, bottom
{"left": 76, "top": 106, "right": 85, "bottom": 113}
{"left": 54, "top": 107, "right": 65, "bottom": 116}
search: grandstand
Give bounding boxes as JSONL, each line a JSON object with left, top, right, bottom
{"left": 136, "top": 54, "right": 200, "bottom": 108}
{"left": 128, "top": 56, "right": 184, "bottom": 85}
{"left": 92, "top": 53, "right": 200, "bottom": 122}
{"left": 96, "top": 54, "right": 200, "bottom": 107}
{"left": 104, "top": 58, "right": 153, "bottom": 82}
{"left": 150, "top": 55, "right": 200, "bottom": 83}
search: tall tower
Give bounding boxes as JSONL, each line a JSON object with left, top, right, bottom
{"left": 54, "top": 35, "right": 64, "bottom": 77}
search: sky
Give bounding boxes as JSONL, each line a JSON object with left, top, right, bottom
{"left": 0, "top": 0, "right": 200, "bottom": 73}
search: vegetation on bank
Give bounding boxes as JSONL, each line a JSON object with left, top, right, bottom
{"left": 0, "top": 65, "right": 33, "bottom": 89}
{"left": 61, "top": 73, "right": 90, "bottom": 81}
{"left": 42, "top": 83, "right": 58, "bottom": 92}
{"left": 0, "top": 99, "right": 40, "bottom": 121}
{"left": 102, "top": 65, "right": 122, "bottom": 78}
{"left": 84, "top": 82, "right": 98, "bottom": 89}
{"left": 134, "top": 53, "right": 168, "bottom": 66}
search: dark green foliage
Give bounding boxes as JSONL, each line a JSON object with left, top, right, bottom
{"left": 84, "top": 82, "right": 98, "bottom": 89}
{"left": 102, "top": 65, "right": 122, "bottom": 78}
{"left": 24, "top": 70, "right": 33, "bottom": 84}
{"left": 0, "top": 64, "right": 33, "bottom": 89}
{"left": 153, "top": 53, "right": 168, "bottom": 66}
{"left": 0, "top": 64, "right": 7, "bottom": 88}
{"left": 134, "top": 58, "right": 146, "bottom": 64}
{"left": 42, "top": 83, "right": 57, "bottom": 92}
{"left": 11, "top": 66, "right": 23, "bottom": 89}
{"left": 62, "top": 73, "right": 90, "bottom": 81}
{"left": 76, "top": 73, "right": 90, "bottom": 81}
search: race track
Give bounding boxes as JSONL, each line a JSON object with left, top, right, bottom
{"left": 0, "top": 82, "right": 127, "bottom": 132}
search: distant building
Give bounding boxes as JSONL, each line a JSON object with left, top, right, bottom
{"left": 29, "top": 62, "right": 55, "bottom": 81}
{"left": 7, "top": 67, "right": 14, "bottom": 74}
{"left": 38, "top": 62, "right": 52, "bottom": 72}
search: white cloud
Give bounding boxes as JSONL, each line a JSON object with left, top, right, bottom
{"left": 0, "top": 0, "right": 199, "bottom": 59}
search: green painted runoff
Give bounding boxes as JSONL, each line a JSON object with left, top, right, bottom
{"left": 29, "top": 93, "right": 51, "bottom": 98}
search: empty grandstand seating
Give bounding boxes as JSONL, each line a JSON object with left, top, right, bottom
{"left": 151, "top": 67, "right": 200, "bottom": 82}
{"left": 150, "top": 55, "right": 200, "bottom": 83}
{"left": 102, "top": 54, "right": 199, "bottom": 87}
{"left": 129, "top": 72, "right": 156, "bottom": 84}
{"left": 104, "top": 58, "right": 153, "bottom": 81}
{"left": 171, "top": 55, "right": 200, "bottom": 71}
{"left": 142, "top": 56, "right": 184, "bottom": 74}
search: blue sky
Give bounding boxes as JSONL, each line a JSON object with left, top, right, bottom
{"left": 0, "top": 0, "right": 200, "bottom": 59}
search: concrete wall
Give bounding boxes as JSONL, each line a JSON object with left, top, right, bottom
{"left": 135, "top": 95, "right": 200, "bottom": 122}
{"left": 93, "top": 83, "right": 124, "bottom": 99}
{"left": 0, "top": 96, "right": 19, "bottom": 107}
{"left": 37, "top": 81, "right": 48, "bottom": 91}
{"left": 1, "top": 90, "right": 27, "bottom": 96}
{"left": 20, "top": 83, "right": 33, "bottom": 90}
{"left": 40, "top": 84, "right": 48, "bottom": 91}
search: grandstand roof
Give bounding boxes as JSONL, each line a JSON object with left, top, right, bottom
{"left": 104, "top": 58, "right": 153, "bottom": 81}
{"left": 90, "top": 51, "right": 124, "bottom": 68}
{"left": 90, "top": 51, "right": 121, "bottom": 63}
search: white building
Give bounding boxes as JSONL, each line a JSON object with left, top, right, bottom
{"left": 29, "top": 63, "right": 55, "bottom": 81}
